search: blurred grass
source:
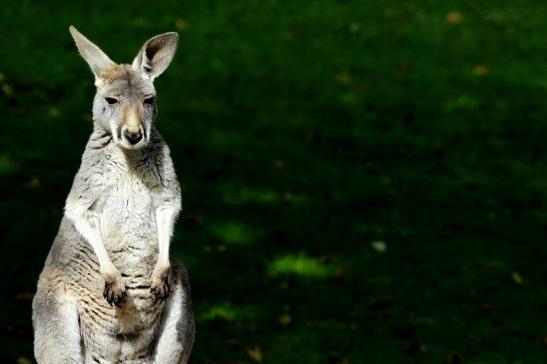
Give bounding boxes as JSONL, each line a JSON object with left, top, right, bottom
{"left": 1, "top": 0, "right": 547, "bottom": 363}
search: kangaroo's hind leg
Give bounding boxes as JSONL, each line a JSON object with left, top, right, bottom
{"left": 153, "top": 261, "right": 195, "bottom": 364}
{"left": 32, "top": 284, "right": 83, "bottom": 364}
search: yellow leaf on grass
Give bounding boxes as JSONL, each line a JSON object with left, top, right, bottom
{"left": 17, "top": 357, "right": 32, "bottom": 364}
{"left": 512, "top": 271, "right": 524, "bottom": 285}
{"left": 2, "top": 83, "right": 13, "bottom": 97}
{"left": 175, "top": 19, "right": 188, "bottom": 30}
{"left": 446, "top": 11, "right": 462, "bottom": 24}
{"left": 349, "top": 22, "right": 361, "bottom": 34}
{"left": 28, "top": 177, "right": 41, "bottom": 189}
{"left": 246, "top": 346, "right": 263, "bottom": 362}
{"left": 473, "top": 65, "right": 490, "bottom": 76}
{"left": 273, "top": 159, "right": 285, "bottom": 169}
{"left": 334, "top": 267, "right": 347, "bottom": 279}
{"left": 371, "top": 241, "right": 387, "bottom": 253}
{"left": 48, "top": 107, "right": 60, "bottom": 118}
{"left": 278, "top": 313, "right": 292, "bottom": 326}
{"left": 335, "top": 73, "right": 352, "bottom": 85}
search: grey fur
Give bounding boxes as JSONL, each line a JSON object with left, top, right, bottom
{"left": 32, "top": 26, "right": 195, "bottom": 363}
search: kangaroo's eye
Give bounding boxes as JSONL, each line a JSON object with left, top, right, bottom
{"left": 105, "top": 97, "right": 118, "bottom": 105}
{"left": 144, "top": 97, "right": 155, "bottom": 105}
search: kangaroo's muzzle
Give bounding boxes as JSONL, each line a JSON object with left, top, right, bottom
{"left": 123, "top": 129, "right": 143, "bottom": 145}
{"left": 120, "top": 104, "right": 146, "bottom": 147}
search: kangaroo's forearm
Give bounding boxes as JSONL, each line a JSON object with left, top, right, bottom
{"left": 155, "top": 205, "right": 179, "bottom": 268}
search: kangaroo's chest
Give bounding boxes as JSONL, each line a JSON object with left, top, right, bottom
{"left": 104, "top": 171, "right": 154, "bottom": 220}
{"left": 97, "top": 165, "right": 162, "bottom": 265}
{"left": 97, "top": 164, "right": 158, "bottom": 235}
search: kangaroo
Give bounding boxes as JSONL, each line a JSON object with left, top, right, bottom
{"left": 32, "top": 26, "right": 195, "bottom": 364}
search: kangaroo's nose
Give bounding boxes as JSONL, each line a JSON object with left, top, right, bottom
{"left": 124, "top": 130, "right": 143, "bottom": 145}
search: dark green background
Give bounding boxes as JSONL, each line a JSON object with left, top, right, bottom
{"left": 1, "top": 1, "right": 547, "bottom": 363}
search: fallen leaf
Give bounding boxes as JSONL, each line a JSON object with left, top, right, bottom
{"left": 28, "top": 177, "right": 41, "bottom": 189}
{"left": 371, "top": 241, "right": 387, "bottom": 253}
{"left": 48, "top": 107, "right": 60, "bottom": 118}
{"left": 278, "top": 313, "right": 292, "bottom": 326}
{"left": 349, "top": 22, "right": 361, "bottom": 33}
{"left": 227, "top": 338, "right": 241, "bottom": 348}
{"left": 334, "top": 267, "right": 347, "bottom": 279}
{"left": 473, "top": 65, "right": 490, "bottom": 76}
{"left": 283, "top": 192, "right": 292, "bottom": 201}
{"left": 446, "top": 11, "right": 462, "bottom": 24}
{"left": 175, "top": 19, "right": 188, "bottom": 30}
{"left": 246, "top": 346, "right": 262, "bottom": 362}
{"left": 273, "top": 159, "right": 284, "bottom": 169}
{"left": 280, "top": 31, "right": 294, "bottom": 40}
{"left": 354, "top": 82, "right": 367, "bottom": 93}
{"left": 511, "top": 271, "right": 524, "bottom": 285}
{"left": 335, "top": 73, "right": 352, "bottom": 85}
{"left": 2, "top": 83, "right": 13, "bottom": 97}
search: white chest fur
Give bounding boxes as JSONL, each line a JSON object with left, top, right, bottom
{"left": 92, "top": 146, "right": 164, "bottom": 267}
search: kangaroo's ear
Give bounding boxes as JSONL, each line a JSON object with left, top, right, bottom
{"left": 69, "top": 26, "right": 115, "bottom": 83}
{"left": 132, "top": 32, "right": 178, "bottom": 81}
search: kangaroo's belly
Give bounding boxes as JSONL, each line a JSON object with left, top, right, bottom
{"left": 67, "top": 238, "right": 164, "bottom": 363}
{"left": 69, "top": 175, "right": 164, "bottom": 362}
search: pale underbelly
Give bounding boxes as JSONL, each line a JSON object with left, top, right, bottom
{"left": 76, "top": 261, "right": 164, "bottom": 362}
{"left": 61, "top": 183, "right": 166, "bottom": 362}
{"left": 80, "top": 305, "right": 161, "bottom": 363}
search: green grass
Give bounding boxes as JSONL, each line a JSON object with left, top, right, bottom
{"left": 1, "top": 0, "right": 547, "bottom": 363}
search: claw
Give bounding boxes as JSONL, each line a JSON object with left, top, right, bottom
{"left": 150, "top": 268, "right": 170, "bottom": 302}
{"left": 103, "top": 278, "right": 127, "bottom": 307}
{"left": 151, "top": 282, "right": 170, "bottom": 301}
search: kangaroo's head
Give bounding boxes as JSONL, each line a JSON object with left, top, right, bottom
{"left": 69, "top": 26, "right": 178, "bottom": 149}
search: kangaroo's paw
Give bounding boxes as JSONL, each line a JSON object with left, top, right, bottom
{"left": 103, "top": 273, "right": 127, "bottom": 307}
{"left": 150, "top": 265, "right": 170, "bottom": 301}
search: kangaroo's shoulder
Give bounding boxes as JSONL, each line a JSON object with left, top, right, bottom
{"left": 68, "top": 134, "right": 121, "bottom": 196}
